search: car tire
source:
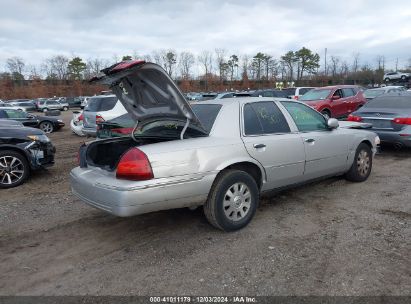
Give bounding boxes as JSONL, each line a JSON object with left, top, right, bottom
{"left": 384, "top": 78, "right": 390, "bottom": 82}
{"left": 401, "top": 75, "right": 406, "bottom": 81}
{"left": 0, "top": 150, "right": 30, "bottom": 189}
{"left": 39, "top": 121, "right": 54, "bottom": 133}
{"left": 63, "top": 106, "right": 68, "bottom": 111}
{"left": 43, "top": 108, "right": 48, "bottom": 112}
{"left": 321, "top": 110, "right": 331, "bottom": 120}
{"left": 204, "top": 169, "right": 259, "bottom": 231}
{"left": 345, "top": 143, "right": 372, "bottom": 182}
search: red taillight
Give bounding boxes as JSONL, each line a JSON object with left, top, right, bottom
{"left": 96, "top": 114, "right": 105, "bottom": 123}
{"left": 293, "top": 96, "right": 299, "bottom": 100}
{"left": 109, "top": 60, "right": 146, "bottom": 74}
{"left": 116, "top": 148, "right": 153, "bottom": 181}
{"left": 78, "top": 114, "right": 83, "bottom": 121}
{"left": 393, "top": 117, "right": 411, "bottom": 125}
{"left": 347, "top": 114, "right": 363, "bottom": 122}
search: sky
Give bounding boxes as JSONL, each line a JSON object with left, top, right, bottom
{"left": 1, "top": 0, "right": 411, "bottom": 73}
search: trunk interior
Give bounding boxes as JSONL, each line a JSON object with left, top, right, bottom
{"left": 85, "top": 137, "right": 174, "bottom": 171}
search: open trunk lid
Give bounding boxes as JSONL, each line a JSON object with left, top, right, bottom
{"left": 91, "top": 60, "right": 206, "bottom": 134}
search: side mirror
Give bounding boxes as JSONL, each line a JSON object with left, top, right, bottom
{"left": 327, "top": 118, "right": 339, "bottom": 129}
{"left": 332, "top": 95, "right": 341, "bottom": 100}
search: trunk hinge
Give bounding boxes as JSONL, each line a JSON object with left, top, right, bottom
{"left": 180, "top": 117, "right": 190, "bottom": 140}
{"left": 131, "top": 120, "right": 140, "bottom": 142}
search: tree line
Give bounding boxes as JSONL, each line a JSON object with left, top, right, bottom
{"left": 1, "top": 48, "right": 410, "bottom": 99}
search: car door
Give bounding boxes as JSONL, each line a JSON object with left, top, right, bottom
{"left": 241, "top": 101, "right": 306, "bottom": 190}
{"left": 342, "top": 88, "right": 357, "bottom": 114}
{"left": 329, "top": 89, "right": 347, "bottom": 118}
{"left": 281, "top": 101, "right": 349, "bottom": 180}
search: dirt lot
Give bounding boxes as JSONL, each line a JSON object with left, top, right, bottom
{"left": 0, "top": 110, "right": 410, "bottom": 296}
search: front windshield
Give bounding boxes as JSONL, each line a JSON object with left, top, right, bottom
{"left": 364, "top": 90, "right": 384, "bottom": 98}
{"left": 300, "top": 89, "right": 332, "bottom": 101}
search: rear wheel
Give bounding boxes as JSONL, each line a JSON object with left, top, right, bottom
{"left": 204, "top": 169, "right": 259, "bottom": 231}
{"left": 42, "top": 108, "right": 48, "bottom": 112}
{"left": 39, "top": 121, "right": 54, "bottom": 133}
{"left": 345, "top": 143, "right": 372, "bottom": 182}
{"left": 63, "top": 106, "right": 68, "bottom": 111}
{"left": 384, "top": 78, "right": 390, "bottom": 82}
{"left": 401, "top": 75, "right": 406, "bottom": 81}
{"left": 0, "top": 150, "right": 30, "bottom": 189}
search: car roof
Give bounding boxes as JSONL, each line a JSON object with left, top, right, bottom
{"left": 193, "top": 96, "right": 291, "bottom": 106}
{"left": 312, "top": 85, "right": 358, "bottom": 89}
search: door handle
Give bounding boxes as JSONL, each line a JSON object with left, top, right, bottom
{"left": 304, "top": 138, "right": 315, "bottom": 143}
{"left": 253, "top": 143, "right": 266, "bottom": 149}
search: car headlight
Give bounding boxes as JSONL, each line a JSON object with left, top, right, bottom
{"left": 27, "top": 135, "right": 50, "bottom": 142}
{"left": 375, "top": 136, "right": 381, "bottom": 146}
{"left": 57, "top": 119, "right": 63, "bottom": 123}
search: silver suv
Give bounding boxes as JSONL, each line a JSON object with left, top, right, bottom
{"left": 37, "top": 99, "right": 69, "bottom": 112}
{"left": 383, "top": 72, "right": 410, "bottom": 82}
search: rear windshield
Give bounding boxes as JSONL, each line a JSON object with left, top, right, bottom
{"left": 191, "top": 104, "right": 222, "bottom": 132}
{"left": 364, "top": 96, "right": 411, "bottom": 109}
{"left": 364, "top": 90, "right": 385, "bottom": 98}
{"left": 282, "top": 88, "right": 296, "bottom": 95}
{"left": 85, "top": 97, "right": 117, "bottom": 112}
{"left": 300, "top": 89, "right": 332, "bottom": 101}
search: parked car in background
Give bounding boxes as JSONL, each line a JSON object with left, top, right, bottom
{"left": 71, "top": 61, "right": 379, "bottom": 231}
{"left": 37, "top": 99, "right": 69, "bottom": 112}
{"left": 299, "top": 85, "right": 366, "bottom": 119}
{"left": 383, "top": 71, "right": 410, "bottom": 82}
{"left": 348, "top": 91, "right": 411, "bottom": 149}
{"left": 80, "top": 96, "right": 91, "bottom": 109}
{"left": 63, "top": 97, "right": 82, "bottom": 108}
{"left": 8, "top": 101, "right": 36, "bottom": 111}
{"left": 0, "top": 124, "right": 55, "bottom": 188}
{"left": 82, "top": 95, "right": 127, "bottom": 137}
{"left": 201, "top": 93, "right": 218, "bottom": 100}
{"left": 282, "top": 87, "right": 315, "bottom": 100}
{"left": 97, "top": 113, "right": 135, "bottom": 138}
{"left": 364, "top": 86, "right": 406, "bottom": 100}
{"left": 0, "top": 108, "right": 65, "bottom": 133}
{"left": 0, "top": 103, "right": 27, "bottom": 112}
{"left": 70, "top": 111, "right": 85, "bottom": 136}
{"left": 215, "top": 92, "right": 235, "bottom": 99}
{"left": 234, "top": 90, "right": 287, "bottom": 98}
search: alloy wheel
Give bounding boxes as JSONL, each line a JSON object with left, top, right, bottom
{"left": 357, "top": 150, "right": 370, "bottom": 177}
{"left": 0, "top": 156, "right": 25, "bottom": 186}
{"left": 40, "top": 122, "right": 53, "bottom": 133}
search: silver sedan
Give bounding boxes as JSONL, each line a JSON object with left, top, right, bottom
{"left": 71, "top": 61, "right": 379, "bottom": 231}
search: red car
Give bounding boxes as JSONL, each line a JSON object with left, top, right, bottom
{"left": 299, "top": 85, "right": 366, "bottom": 119}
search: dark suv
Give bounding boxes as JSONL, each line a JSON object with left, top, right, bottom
{"left": 0, "top": 123, "right": 55, "bottom": 188}
{"left": 299, "top": 85, "right": 366, "bottom": 119}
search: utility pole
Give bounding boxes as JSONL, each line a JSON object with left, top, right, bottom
{"left": 324, "top": 48, "right": 327, "bottom": 76}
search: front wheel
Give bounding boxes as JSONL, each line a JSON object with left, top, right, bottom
{"left": 384, "top": 78, "right": 390, "bottom": 82}
{"left": 63, "top": 106, "right": 68, "bottom": 111}
{"left": 345, "top": 143, "right": 372, "bottom": 182}
{"left": 401, "top": 75, "right": 406, "bottom": 81}
{"left": 39, "top": 121, "right": 54, "bottom": 133}
{"left": 204, "top": 169, "right": 259, "bottom": 231}
{"left": 0, "top": 150, "right": 30, "bottom": 189}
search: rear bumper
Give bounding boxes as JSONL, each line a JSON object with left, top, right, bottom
{"left": 70, "top": 167, "right": 216, "bottom": 217}
{"left": 82, "top": 127, "right": 97, "bottom": 137}
{"left": 374, "top": 130, "right": 411, "bottom": 147}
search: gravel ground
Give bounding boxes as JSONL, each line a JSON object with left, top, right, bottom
{"left": 0, "top": 110, "right": 410, "bottom": 296}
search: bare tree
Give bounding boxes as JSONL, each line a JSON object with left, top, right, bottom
{"left": 43, "top": 55, "right": 69, "bottom": 80}
{"left": 198, "top": 50, "right": 213, "bottom": 90}
{"left": 179, "top": 51, "right": 195, "bottom": 79}
{"left": 215, "top": 48, "right": 227, "bottom": 81}
{"left": 161, "top": 49, "right": 177, "bottom": 77}
{"left": 352, "top": 52, "right": 360, "bottom": 74}
{"left": 6, "top": 57, "right": 25, "bottom": 79}
{"left": 241, "top": 54, "right": 249, "bottom": 81}
{"left": 330, "top": 56, "right": 340, "bottom": 78}
{"left": 376, "top": 55, "right": 385, "bottom": 71}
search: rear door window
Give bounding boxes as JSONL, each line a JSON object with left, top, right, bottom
{"left": 281, "top": 101, "right": 328, "bottom": 132}
{"left": 342, "top": 88, "right": 355, "bottom": 97}
{"left": 85, "top": 97, "right": 118, "bottom": 112}
{"left": 243, "top": 102, "right": 291, "bottom": 135}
